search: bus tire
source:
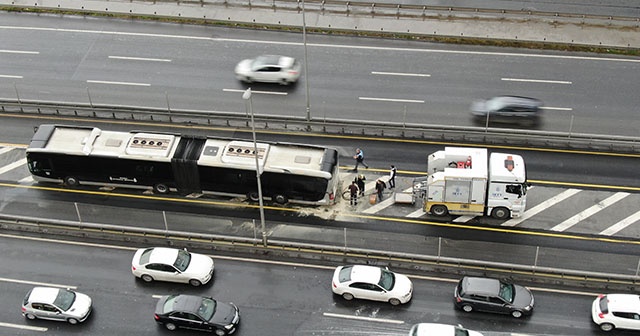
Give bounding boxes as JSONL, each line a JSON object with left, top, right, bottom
{"left": 430, "top": 204, "right": 448, "bottom": 216}
{"left": 273, "top": 194, "right": 288, "bottom": 205}
{"left": 491, "top": 207, "right": 510, "bottom": 220}
{"left": 247, "top": 191, "right": 260, "bottom": 202}
{"left": 64, "top": 176, "right": 79, "bottom": 187}
{"left": 153, "top": 183, "right": 169, "bottom": 194}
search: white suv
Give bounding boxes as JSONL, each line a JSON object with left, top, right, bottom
{"left": 592, "top": 294, "right": 640, "bottom": 331}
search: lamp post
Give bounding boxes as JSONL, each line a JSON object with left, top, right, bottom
{"left": 242, "top": 88, "right": 267, "bottom": 247}
{"left": 302, "top": 0, "right": 311, "bottom": 128}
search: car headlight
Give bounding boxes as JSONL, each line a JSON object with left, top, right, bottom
{"left": 524, "top": 305, "right": 532, "bottom": 311}
{"left": 224, "top": 323, "right": 234, "bottom": 330}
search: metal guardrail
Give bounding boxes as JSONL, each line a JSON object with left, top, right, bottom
{"left": 2, "top": 98, "right": 640, "bottom": 153}
{"left": 2, "top": 213, "right": 639, "bottom": 290}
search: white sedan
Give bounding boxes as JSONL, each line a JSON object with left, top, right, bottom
{"left": 234, "top": 55, "right": 301, "bottom": 85}
{"left": 592, "top": 294, "right": 640, "bottom": 331}
{"left": 131, "top": 247, "right": 214, "bottom": 286}
{"left": 409, "top": 323, "right": 484, "bottom": 336}
{"left": 331, "top": 265, "right": 413, "bottom": 305}
{"left": 22, "top": 287, "right": 92, "bottom": 324}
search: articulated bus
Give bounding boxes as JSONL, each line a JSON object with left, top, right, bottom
{"left": 26, "top": 124, "right": 340, "bottom": 205}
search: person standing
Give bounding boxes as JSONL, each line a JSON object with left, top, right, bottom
{"left": 375, "top": 179, "right": 386, "bottom": 202}
{"left": 356, "top": 174, "right": 366, "bottom": 196}
{"left": 353, "top": 148, "right": 369, "bottom": 171}
{"left": 348, "top": 181, "right": 359, "bottom": 206}
{"left": 389, "top": 165, "right": 397, "bottom": 189}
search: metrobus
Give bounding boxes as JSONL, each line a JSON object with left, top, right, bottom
{"left": 26, "top": 124, "right": 340, "bottom": 205}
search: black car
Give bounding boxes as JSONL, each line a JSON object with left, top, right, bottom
{"left": 154, "top": 294, "right": 240, "bottom": 335}
{"left": 454, "top": 276, "right": 534, "bottom": 318}
{"left": 471, "top": 96, "right": 543, "bottom": 127}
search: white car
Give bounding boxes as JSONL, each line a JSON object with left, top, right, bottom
{"left": 331, "top": 265, "right": 413, "bottom": 305}
{"left": 131, "top": 247, "right": 214, "bottom": 286}
{"left": 592, "top": 294, "right": 640, "bottom": 331}
{"left": 409, "top": 323, "right": 484, "bottom": 336}
{"left": 21, "top": 287, "right": 92, "bottom": 324}
{"left": 234, "top": 55, "right": 301, "bottom": 85}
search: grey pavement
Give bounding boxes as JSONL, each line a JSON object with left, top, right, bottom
{"left": 2, "top": 0, "right": 640, "bottom": 49}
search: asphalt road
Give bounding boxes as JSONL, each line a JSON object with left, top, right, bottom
{"left": 1, "top": 12, "right": 639, "bottom": 136}
{"left": 2, "top": 234, "right": 635, "bottom": 336}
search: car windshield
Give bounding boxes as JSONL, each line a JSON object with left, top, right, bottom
{"left": 140, "top": 248, "right": 153, "bottom": 264}
{"left": 338, "top": 266, "right": 353, "bottom": 282}
{"left": 378, "top": 269, "right": 396, "bottom": 291}
{"left": 173, "top": 249, "right": 191, "bottom": 272}
{"left": 498, "top": 282, "right": 515, "bottom": 303}
{"left": 53, "top": 289, "right": 76, "bottom": 311}
{"left": 454, "top": 327, "right": 470, "bottom": 336}
{"left": 198, "top": 297, "right": 217, "bottom": 321}
{"left": 486, "top": 97, "right": 508, "bottom": 112}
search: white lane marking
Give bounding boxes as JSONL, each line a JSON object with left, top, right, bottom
{"left": 0, "top": 277, "right": 77, "bottom": 289}
{"left": 323, "top": 312, "right": 404, "bottom": 324}
{"left": 0, "top": 49, "right": 39, "bottom": 54}
{"left": 0, "top": 158, "right": 27, "bottom": 175}
{"left": 541, "top": 106, "right": 573, "bottom": 111}
{"left": 502, "top": 189, "right": 581, "bottom": 227}
{"left": 406, "top": 208, "right": 425, "bottom": 218}
{"left": 108, "top": 56, "right": 171, "bottom": 62}
{"left": 359, "top": 97, "right": 424, "bottom": 104}
{"left": 0, "top": 322, "right": 47, "bottom": 332}
{"left": 363, "top": 186, "right": 413, "bottom": 214}
{"left": 371, "top": 71, "right": 431, "bottom": 77}
{"left": 501, "top": 77, "right": 572, "bottom": 84}
{"left": 551, "top": 192, "right": 630, "bottom": 231}
{"left": 452, "top": 215, "right": 476, "bottom": 223}
{"left": 0, "top": 74, "right": 23, "bottom": 79}
{"left": 19, "top": 176, "right": 34, "bottom": 183}
{"left": 600, "top": 210, "right": 640, "bottom": 236}
{"left": 152, "top": 295, "right": 164, "bottom": 299}
{"left": 0, "top": 147, "right": 15, "bottom": 155}
{"left": 223, "top": 88, "right": 288, "bottom": 96}
{"left": 87, "top": 80, "right": 151, "bottom": 86}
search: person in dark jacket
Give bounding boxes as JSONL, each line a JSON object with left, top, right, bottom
{"left": 355, "top": 174, "right": 366, "bottom": 196}
{"left": 348, "top": 181, "right": 359, "bottom": 205}
{"left": 375, "top": 179, "right": 386, "bottom": 202}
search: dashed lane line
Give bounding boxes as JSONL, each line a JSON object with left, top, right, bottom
{"left": 0, "top": 322, "right": 47, "bottom": 332}
{"left": 323, "top": 312, "right": 404, "bottom": 324}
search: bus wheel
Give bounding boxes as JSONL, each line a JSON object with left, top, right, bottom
{"left": 247, "top": 191, "right": 260, "bottom": 202}
{"left": 153, "top": 184, "right": 169, "bottom": 194}
{"left": 64, "top": 176, "right": 79, "bottom": 187}
{"left": 273, "top": 194, "right": 288, "bottom": 205}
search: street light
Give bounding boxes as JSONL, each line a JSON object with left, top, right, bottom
{"left": 242, "top": 88, "right": 267, "bottom": 247}
{"left": 301, "top": 0, "right": 311, "bottom": 128}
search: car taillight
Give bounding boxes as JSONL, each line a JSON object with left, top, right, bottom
{"left": 456, "top": 297, "right": 462, "bottom": 303}
{"left": 288, "top": 70, "right": 299, "bottom": 75}
{"left": 329, "top": 192, "right": 335, "bottom": 200}
{"left": 597, "top": 294, "right": 605, "bottom": 299}
{"left": 154, "top": 314, "right": 160, "bottom": 320}
{"left": 21, "top": 307, "right": 26, "bottom": 312}
{"left": 598, "top": 312, "right": 606, "bottom": 318}
{"left": 332, "top": 281, "right": 336, "bottom": 288}
{"left": 132, "top": 266, "right": 136, "bottom": 271}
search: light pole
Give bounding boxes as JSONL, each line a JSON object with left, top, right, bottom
{"left": 242, "top": 88, "right": 267, "bottom": 247}
{"left": 302, "top": 0, "right": 311, "bottom": 128}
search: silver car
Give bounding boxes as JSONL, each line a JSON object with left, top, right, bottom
{"left": 22, "top": 287, "right": 92, "bottom": 324}
{"left": 234, "top": 55, "right": 301, "bottom": 85}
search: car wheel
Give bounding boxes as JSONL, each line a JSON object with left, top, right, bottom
{"left": 511, "top": 310, "right": 523, "bottom": 318}
{"left": 189, "top": 279, "right": 202, "bottom": 287}
{"left": 25, "top": 313, "right": 37, "bottom": 320}
{"left": 244, "top": 77, "right": 253, "bottom": 83}
{"left": 215, "top": 329, "right": 226, "bottom": 336}
{"left": 64, "top": 176, "right": 79, "bottom": 187}
{"left": 165, "top": 322, "right": 177, "bottom": 331}
{"left": 280, "top": 78, "right": 289, "bottom": 85}
{"left": 491, "top": 207, "right": 510, "bottom": 219}
{"left": 67, "top": 318, "right": 79, "bottom": 325}
{"left": 599, "top": 323, "right": 614, "bottom": 331}
{"left": 141, "top": 274, "right": 154, "bottom": 283}
{"left": 342, "top": 293, "right": 354, "bottom": 301}
{"left": 462, "top": 304, "right": 473, "bottom": 313}
{"left": 430, "top": 204, "right": 448, "bottom": 216}
{"left": 153, "top": 183, "right": 169, "bottom": 194}
{"left": 389, "top": 298, "right": 401, "bottom": 306}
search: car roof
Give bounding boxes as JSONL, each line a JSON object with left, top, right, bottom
{"left": 170, "top": 295, "right": 205, "bottom": 314}
{"left": 146, "top": 247, "right": 179, "bottom": 264}
{"left": 347, "top": 265, "right": 382, "bottom": 283}
{"left": 254, "top": 55, "right": 294, "bottom": 67}
{"left": 461, "top": 277, "right": 501, "bottom": 295}
{"left": 490, "top": 95, "right": 542, "bottom": 107}
{"left": 604, "top": 294, "right": 640, "bottom": 312}
{"left": 28, "top": 287, "right": 61, "bottom": 304}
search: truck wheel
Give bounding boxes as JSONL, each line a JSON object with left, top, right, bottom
{"left": 491, "top": 207, "right": 510, "bottom": 219}
{"left": 247, "top": 191, "right": 260, "bottom": 202}
{"left": 430, "top": 205, "right": 448, "bottom": 216}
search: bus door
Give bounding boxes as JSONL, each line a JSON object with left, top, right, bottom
{"left": 172, "top": 136, "right": 206, "bottom": 195}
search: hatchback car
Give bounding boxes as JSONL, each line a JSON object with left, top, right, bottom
{"left": 331, "top": 265, "right": 413, "bottom": 305}
{"left": 471, "top": 95, "right": 543, "bottom": 127}
{"left": 131, "top": 247, "right": 214, "bottom": 286}
{"left": 154, "top": 294, "right": 240, "bottom": 335}
{"left": 21, "top": 287, "right": 92, "bottom": 324}
{"left": 454, "top": 276, "right": 534, "bottom": 318}
{"left": 234, "top": 55, "right": 301, "bottom": 85}
{"left": 409, "top": 323, "right": 484, "bottom": 336}
{"left": 592, "top": 294, "right": 640, "bottom": 331}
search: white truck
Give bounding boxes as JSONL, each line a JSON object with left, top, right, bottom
{"left": 423, "top": 147, "right": 528, "bottom": 219}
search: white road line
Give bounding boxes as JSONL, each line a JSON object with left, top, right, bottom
{"left": 502, "top": 189, "right": 581, "bottom": 227}
{"left": 223, "top": 88, "right": 288, "bottom": 96}
{"left": 600, "top": 210, "right": 640, "bottom": 236}
{"left": 359, "top": 97, "right": 425, "bottom": 104}
{"left": 86, "top": 80, "right": 151, "bottom": 86}
{"left": 0, "top": 49, "right": 40, "bottom": 55}
{"left": 371, "top": 71, "right": 431, "bottom": 77}
{"left": 0, "top": 74, "right": 23, "bottom": 79}
{"left": 108, "top": 55, "right": 171, "bottom": 62}
{"left": 452, "top": 215, "right": 476, "bottom": 223}
{"left": 0, "top": 277, "right": 77, "bottom": 289}
{"left": 501, "top": 77, "right": 572, "bottom": 84}
{"left": 322, "top": 312, "right": 404, "bottom": 324}
{"left": 551, "top": 192, "right": 630, "bottom": 232}
{"left": 0, "top": 147, "right": 15, "bottom": 155}
{"left": 0, "top": 158, "right": 27, "bottom": 175}
{"left": 406, "top": 208, "right": 425, "bottom": 218}
{"left": 363, "top": 186, "right": 413, "bottom": 214}
{"left": 19, "top": 176, "right": 34, "bottom": 183}
{"left": 541, "top": 106, "right": 573, "bottom": 111}
{"left": 0, "top": 322, "right": 47, "bottom": 332}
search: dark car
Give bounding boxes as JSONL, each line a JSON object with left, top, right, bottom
{"left": 471, "top": 96, "right": 543, "bottom": 127}
{"left": 454, "top": 276, "right": 534, "bottom": 318}
{"left": 154, "top": 294, "right": 240, "bottom": 335}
